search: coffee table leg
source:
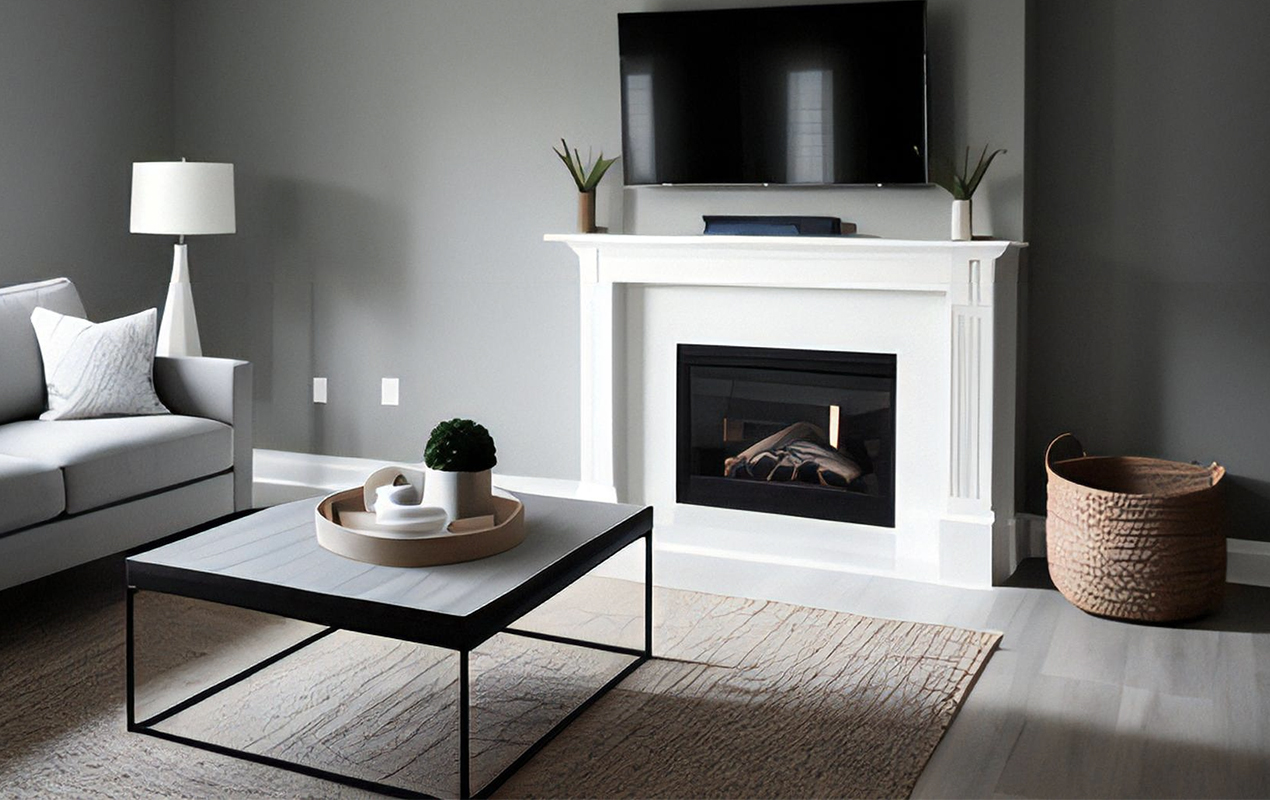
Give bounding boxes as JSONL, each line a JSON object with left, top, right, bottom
{"left": 126, "top": 586, "right": 137, "bottom": 730}
{"left": 645, "top": 529, "right": 654, "bottom": 659}
{"left": 459, "top": 649, "right": 471, "bottom": 799}
{"left": 472, "top": 531, "right": 654, "bottom": 798}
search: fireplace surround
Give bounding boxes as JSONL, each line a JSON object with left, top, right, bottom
{"left": 548, "top": 233, "right": 1026, "bottom": 587}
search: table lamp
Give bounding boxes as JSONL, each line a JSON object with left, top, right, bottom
{"left": 130, "top": 160, "right": 236, "bottom": 357}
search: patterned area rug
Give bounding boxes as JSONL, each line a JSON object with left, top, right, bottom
{"left": 0, "top": 560, "right": 998, "bottom": 798}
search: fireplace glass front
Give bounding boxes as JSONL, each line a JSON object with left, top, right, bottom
{"left": 677, "top": 344, "right": 896, "bottom": 527}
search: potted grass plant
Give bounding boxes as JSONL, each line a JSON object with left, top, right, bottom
{"left": 935, "top": 145, "right": 1006, "bottom": 241}
{"left": 421, "top": 418, "right": 498, "bottom": 522}
{"left": 553, "top": 139, "right": 620, "bottom": 233}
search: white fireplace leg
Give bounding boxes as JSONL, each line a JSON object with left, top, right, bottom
{"left": 578, "top": 247, "right": 620, "bottom": 502}
{"left": 939, "top": 256, "right": 1020, "bottom": 587}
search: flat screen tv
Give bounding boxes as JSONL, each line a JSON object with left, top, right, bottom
{"left": 617, "top": 1, "right": 928, "bottom": 187}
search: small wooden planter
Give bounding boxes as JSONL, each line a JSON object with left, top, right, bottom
{"left": 1045, "top": 433, "right": 1226, "bottom": 622}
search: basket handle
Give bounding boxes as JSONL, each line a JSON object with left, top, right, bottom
{"left": 1209, "top": 462, "right": 1226, "bottom": 487}
{"left": 1045, "top": 433, "right": 1086, "bottom": 471}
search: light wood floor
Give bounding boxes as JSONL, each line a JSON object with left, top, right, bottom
{"left": 656, "top": 553, "right": 1270, "bottom": 799}
{"left": 5, "top": 535, "right": 1266, "bottom": 798}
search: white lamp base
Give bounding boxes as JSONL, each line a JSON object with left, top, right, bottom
{"left": 156, "top": 243, "right": 202, "bottom": 357}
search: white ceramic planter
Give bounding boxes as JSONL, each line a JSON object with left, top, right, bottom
{"left": 951, "top": 199, "right": 972, "bottom": 241}
{"left": 422, "top": 467, "right": 494, "bottom": 522}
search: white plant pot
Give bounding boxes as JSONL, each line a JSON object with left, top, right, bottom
{"left": 951, "top": 199, "right": 972, "bottom": 241}
{"left": 422, "top": 467, "right": 494, "bottom": 522}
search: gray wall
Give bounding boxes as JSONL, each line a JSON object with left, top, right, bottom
{"left": 6, "top": 0, "right": 1263, "bottom": 540}
{"left": 172, "top": 0, "right": 1025, "bottom": 477}
{"left": 7, "top": 0, "right": 1264, "bottom": 538}
{"left": 0, "top": 0, "right": 173, "bottom": 321}
{"left": 1026, "top": 0, "right": 1270, "bottom": 540}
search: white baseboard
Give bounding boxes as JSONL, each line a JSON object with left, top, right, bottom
{"left": 253, "top": 449, "right": 1270, "bottom": 589}
{"left": 252, "top": 448, "right": 585, "bottom": 507}
{"left": 1227, "top": 538, "right": 1270, "bottom": 588}
{"left": 1013, "top": 513, "right": 1047, "bottom": 561}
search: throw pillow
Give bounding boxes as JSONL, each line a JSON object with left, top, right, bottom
{"left": 29, "top": 306, "right": 170, "bottom": 420}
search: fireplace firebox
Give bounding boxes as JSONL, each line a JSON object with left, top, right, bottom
{"left": 677, "top": 344, "right": 896, "bottom": 527}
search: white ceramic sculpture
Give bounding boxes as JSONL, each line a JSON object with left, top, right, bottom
{"left": 358, "top": 465, "right": 448, "bottom": 535}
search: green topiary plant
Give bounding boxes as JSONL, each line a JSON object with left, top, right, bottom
{"left": 424, "top": 419, "right": 497, "bottom": 472}
{"left": 553, "top": 138, "right": 620, "bottom": 193}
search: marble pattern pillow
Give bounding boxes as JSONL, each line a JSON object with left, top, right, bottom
{"left": 29, "top": 306, "right": 170, "bottom": 420}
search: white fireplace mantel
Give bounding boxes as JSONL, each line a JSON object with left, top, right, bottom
{"left": 547, "top": 233, "right": 1027, "bottom": 587}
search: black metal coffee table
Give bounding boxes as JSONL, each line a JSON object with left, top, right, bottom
{"left": 125, "top": 492, "right": 653, "bottom": 799}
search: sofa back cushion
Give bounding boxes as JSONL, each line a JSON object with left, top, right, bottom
{"left": 0, "top": 278, "right": 87, "bottom": 424}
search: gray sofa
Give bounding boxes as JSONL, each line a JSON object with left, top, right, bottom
{"left": 0, "top": 277, "right": 251, "bottom": 590}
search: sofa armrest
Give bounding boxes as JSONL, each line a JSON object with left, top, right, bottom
{"left": 153, "top": 356, "right": 253, "bottom": 511}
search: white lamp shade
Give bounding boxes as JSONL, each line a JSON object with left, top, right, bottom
{"left": 130, "top": 161, "right": 236, "bottom": 235}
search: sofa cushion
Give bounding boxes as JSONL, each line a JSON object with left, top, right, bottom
{"left": 0, "top": 416, "right": 231, "bottom": 515}
{"left": 0, "top": 454, "right": 66, "bottom": 535}
{"left": 0, "top": 278, "right": 87, "bottom": 425}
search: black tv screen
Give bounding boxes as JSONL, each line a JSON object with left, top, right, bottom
{"left": 618, "top": 1, "right": 928, "bottom": 186}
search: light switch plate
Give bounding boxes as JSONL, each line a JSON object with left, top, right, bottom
{"left": 313, "top": 377, "right": 328, "bottom": 404}
{"left": 381, "top": 377, "right": 399, "bottom": 406}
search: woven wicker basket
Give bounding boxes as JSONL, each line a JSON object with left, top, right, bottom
{"left": 1045, "top": 433, "right": 1226, "bottom": 622}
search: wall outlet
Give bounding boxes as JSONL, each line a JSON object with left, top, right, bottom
{"left": 313, "top": 377, "right": 328, "bottom": 404}
{"left": 381, "top": 377, "right": 399, "bottom": 406}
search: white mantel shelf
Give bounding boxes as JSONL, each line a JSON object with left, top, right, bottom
{"left": 546, "top": 233, "right": 1018, "bottom": 251}
{"left": 545, "top": 233, "right": 1018, "bottom": 249}
{"left": 548, "top": 233, "right": 1028, "bottom": 588}
{"left": 545, "top": 234, "right": 1024, "bottom": 296}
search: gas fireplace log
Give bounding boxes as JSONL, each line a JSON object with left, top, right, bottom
{"left": 724, "top": 422, "right": 865, "bottom": 488}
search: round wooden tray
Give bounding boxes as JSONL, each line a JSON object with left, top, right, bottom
{"left": 315, "top": 487, "right": 525, "bottom": 567}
